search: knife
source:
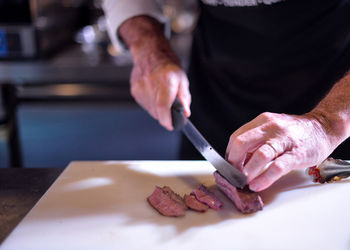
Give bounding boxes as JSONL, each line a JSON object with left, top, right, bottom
{"left": 171, "top": 98, "right": 247, "bottom": 189}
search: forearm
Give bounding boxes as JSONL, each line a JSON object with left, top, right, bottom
{"left": 118, "top": 15, "right": 179, "bottom": 68}
{"left": 309, "top": 71, "right": 350, "bottom": 147}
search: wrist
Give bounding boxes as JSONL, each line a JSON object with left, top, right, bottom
{"left": 118, "top": 15, "right": 179, "bottom": 67}
{"left": 306, "top": 109, "right": 350, "bottom": 149}
{"left": 307, "top": 71, "right": 350, "bottom": 149}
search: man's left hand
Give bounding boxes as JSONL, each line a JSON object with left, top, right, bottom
{"left": 225, "top": 112, "right": 336, "bottom": 192}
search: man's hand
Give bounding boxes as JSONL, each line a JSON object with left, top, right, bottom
{"left": 119, "top": 15, "right": 191, "bottom": 130}
{"left": 226, "top": 70, "right": 350, "bottom": 192}
{"left": 225, "top": 112, "right": 341, "bottom": 192}
{"left": 130, "top": 54, "right": 190, "bottom": 131}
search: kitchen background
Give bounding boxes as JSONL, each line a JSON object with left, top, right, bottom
{"left": 0, "top": 0, "right": 198, "bottom": 168}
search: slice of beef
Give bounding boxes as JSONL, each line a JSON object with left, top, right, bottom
{"left": 184, "top": 194, "right": 209, "bottom": 212}
{"left": 191, "top": 184, "right": 223, "bottom": 210}
{"left": 162, "top": 186, "right": 187, "bottom": 209}
{"left": 147, "top": 186, "right": 187, "bottom": 217}
{"left": 214, "top": 171, "right": 264, "bottom": 214}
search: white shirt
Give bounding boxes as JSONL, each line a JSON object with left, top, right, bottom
{"left": 102, "top": 0, "right": 169, "bottom": 52}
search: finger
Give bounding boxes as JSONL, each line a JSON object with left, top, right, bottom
{"left": 226, "top": 127, "right": 266, "bottom": 169}
{"left": 225, "top": 119, "right": 264, "bottom": 161}
{"left": 244, "top": 142, "right": 281, "bottom": 182}
{"left": 225, "top": 112, "right": 277, "bottom": 156}
{"left": 177, "top": 73, "right": 191, "bottom": 117}
{"left": 249, "top": 152, "right": 294, "bottom": 192}
{"left": 155, "top": 72, "right": 180, "bottom": 130}
{"left": 130, "top": 79, "right": 159, "bottom": 120}
{"left": 155, "top": 90, "right": 176, "bottom": 130}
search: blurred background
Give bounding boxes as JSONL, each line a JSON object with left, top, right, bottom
{"left": 0, "top": 0, "right": 198, "bottom": 168}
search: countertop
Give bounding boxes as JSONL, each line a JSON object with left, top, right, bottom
{"left": 2, "top": 161, "right": 350, "bottom": 250}
{"left": 0, "top": 168, "right": 63, "bottom": 243}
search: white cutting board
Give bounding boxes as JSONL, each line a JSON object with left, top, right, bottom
{"left": 1, "top": 161, "right": 350, "bottom": 250}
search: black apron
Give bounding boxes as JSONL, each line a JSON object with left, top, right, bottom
{"left": 180, "top": 0, "right": 350, "bottom": 159}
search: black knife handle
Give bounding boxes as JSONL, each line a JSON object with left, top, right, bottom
{"left": 171, "top": 98, "right": 186, "bottom": 130}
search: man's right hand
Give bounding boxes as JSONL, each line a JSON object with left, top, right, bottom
{"left": 130, "top": 52, "right": 191, "bottom": 131}
{"left": 119, "top": 15, "right": 191, "bottom": 130}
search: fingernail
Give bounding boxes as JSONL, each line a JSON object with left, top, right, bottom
{"left": 249, "top": 183, "right": 258, "bottom": 192}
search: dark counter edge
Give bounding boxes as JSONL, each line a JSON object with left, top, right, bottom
{"left": 0, "top": 168, "right": 64, "bottom": 244}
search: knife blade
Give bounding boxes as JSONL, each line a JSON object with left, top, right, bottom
{"left": 171, "top": 98, "right": 247, "bottom": 189}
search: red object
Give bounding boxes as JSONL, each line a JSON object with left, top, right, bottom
{"left": 147, "top": 186, "right": 187, "bottom": 217}
{"left": 184, "top": 194, "right": 209, "bottom": 212}
{"left": 214, "top": 171, "right": 263, "bottom": 214}
{"left": 308, "top": 166, "right": 322, "bottom": 183}
{"left": 191, "top": 185, "right": 223, "bottom": 210}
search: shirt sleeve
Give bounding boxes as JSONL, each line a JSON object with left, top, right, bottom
{"left": 102, "top": 0, "right": 170, "bottom": 52}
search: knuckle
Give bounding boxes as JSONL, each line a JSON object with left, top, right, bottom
{"left": 166, "top": 71, "right": 181, "bottom": 84}
{"left": 259, "top": 112, "right": 273, "bottom": 120}
{"left": 272, "top": 161, "right": 286, "bottom": 175}
{"left": 232, "top": 135, "right": 246, "bottom": 148}
{"left": 229, "top": 133, "right": 237, "bottom": 142}
{"left": 180, "top": 73, "right": 190, "bottom": 86}
{"left": 226, "top": 152, "right": 235, "bottom": 164}
{"left": 256, "top": 147, "right": 272, "bottom": 161}
{"left": 269, "top": 119, "right": 283, "bottom": 129}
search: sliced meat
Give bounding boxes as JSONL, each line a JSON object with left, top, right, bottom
{"left": 214, "top": 171, "right": 264, "bottom": 214}
{"left": 147, "top": 186, "right": 187, "bottom": 217}
{"left": 184, "top": 194, "right": 209, "bottom": 212}
{"left": 162, "top": 186, "right": 187, "bottom": 209}
{"left": 191, "top": 184, "right": 223, "bottom": 210}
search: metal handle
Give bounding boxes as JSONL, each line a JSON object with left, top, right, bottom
{"left": 171, "top": 98, "right": 186, "bottom": 130}
{"left": 307, "top": 158, "right": 350, "bottom": 183}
